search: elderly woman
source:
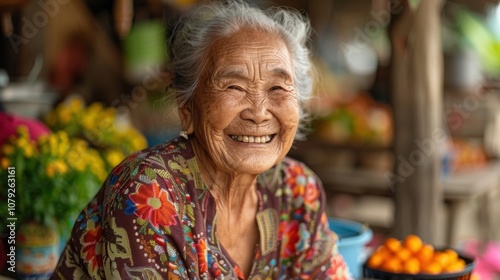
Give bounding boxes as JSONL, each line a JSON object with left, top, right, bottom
{"left": 52, "top": 1, "right": 350, "bottom": 279}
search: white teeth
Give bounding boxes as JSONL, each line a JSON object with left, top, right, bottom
{"left": 230, "top": 134, "right": 273, "bottom": 143}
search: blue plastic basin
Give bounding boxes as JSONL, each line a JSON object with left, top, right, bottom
{"left": 329, "top": 218, "right": 373, "bottom": 279}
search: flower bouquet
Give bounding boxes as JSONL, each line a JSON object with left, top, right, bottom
{"left": 44, "top": 98, "right": 148, "bottom": 170}
{"left": 0, "top": 126, "right": 106, "bottom": 235}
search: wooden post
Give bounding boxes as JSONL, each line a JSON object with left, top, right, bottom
{"left": 389, "top": 0, "right": 445, "bottom": 244}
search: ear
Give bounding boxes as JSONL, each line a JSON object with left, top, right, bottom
{"left": 178, "top": 101, "right": 194, "bottom": 134}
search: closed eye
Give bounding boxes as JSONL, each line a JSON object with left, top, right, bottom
{"left": 227, "top": 85, "right": 244, "bottom": 91}
{"left": 270, "top": 86, "right": 285, "bottom": 91}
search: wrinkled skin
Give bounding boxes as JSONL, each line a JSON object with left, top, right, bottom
{"left": 180, "top": 28, "right": 298, "bottom": 178}
{"left": 178, "top": 28, "right": 299, "bottom": 277}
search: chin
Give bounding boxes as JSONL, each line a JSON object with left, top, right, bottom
{"left": 231, "top": 155, "right": 280, "bottom": 174}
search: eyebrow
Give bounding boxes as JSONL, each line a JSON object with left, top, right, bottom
{"left": 270, "top": 67, "right": 293, "bottom": 80}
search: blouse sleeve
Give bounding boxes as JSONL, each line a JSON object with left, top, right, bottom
{"left": 100, "top": 172, "right": 190, "bottom": 279}
{"left": 304, "top": 212, "right": 353, "bottom": 280}
{"left": 285, "top": 163, "right": 353, "bottom": 280}
{"left": 51, "top": 161, "right": 197, "bottom": 280}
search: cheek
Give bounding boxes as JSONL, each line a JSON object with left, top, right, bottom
{"left": 196, "top": 93, "right": 240, "bottom": 130}
{"left": 273, "top": 97, "right": 300, "bottom": 129}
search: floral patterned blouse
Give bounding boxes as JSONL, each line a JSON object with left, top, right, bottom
{"left": 51, "top": 137, "right": 351, "bottom": 280}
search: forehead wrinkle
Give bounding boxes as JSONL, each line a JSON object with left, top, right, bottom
{"left": 210, "top": 36, "right": 292, "bottom": 83}
{"left": 216, "top": 67, "right": 247, "bottom": 80}
{"left": 261, "top": 52, "right": 292, "bottom": 75}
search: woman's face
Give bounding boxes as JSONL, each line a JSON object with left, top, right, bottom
{"left": 188, "top": 28, "right": 299, "bottom": 175}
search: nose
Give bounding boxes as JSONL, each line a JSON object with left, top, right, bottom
{"left": 240, "top": 97, "right": 272, "bottom": 124}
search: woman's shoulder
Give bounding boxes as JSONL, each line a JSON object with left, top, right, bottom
{"left": 108, "top": 137, "right": 193, "bottom": 179}
{"left": 101, "top": 137, "right": 196, "bottom": 208}
{"left": 120, "top": 136, "right": 193, "bottom": 167}
{"left": 263, "top": 156, "right": 324, "bottom": 210}
{"left": 280, "top": 156, "right": 318, "bottom": 176}
{"left": 276, "top": 157, "right": 318, "bottom": 180}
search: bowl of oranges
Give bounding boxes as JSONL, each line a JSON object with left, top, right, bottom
{"left": 363, "top": 235, "right": 476, "bottom": 280}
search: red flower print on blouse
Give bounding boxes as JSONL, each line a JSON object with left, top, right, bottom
{"left": 279, "top": 220, "right": 300, "bottom": 259}
{"left": 303, "top": 182, "right": 320, "bottom": 210}
{"left": 234, "top": 265, "right": 245, "bottom": 279}
{"left": 82, "top": 225, "right": 103, "bottom": 273}
{"left": 195, "top": 238, "right": 208, "bottom": 274}
{"left": 304, "top": 182, "right": 319, "bottom": 203}
{"left": 129, "top": 179, "right": 178, "bottom": 229}
{"left": 286, "top": 163, "right": 306, "bottom": 190}
{"left": 326, "top": 253, "right": 350, "bottom": 279}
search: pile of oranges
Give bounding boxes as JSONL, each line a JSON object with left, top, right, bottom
{"left": 366, "top": 235, "right": 467, "bottom": 275}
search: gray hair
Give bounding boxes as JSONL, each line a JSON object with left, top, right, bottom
{"left": 168, "top": 0, "right": 313, "bottom": 139}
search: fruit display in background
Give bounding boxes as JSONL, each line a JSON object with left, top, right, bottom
{"left": 449, "top": 138, "right": 488, "bottom": 172}
{"left": 313, "top": 93, "right": 393, "bottom": 147}
{"left": 365, "top": 235, "right": 476, "bottom": 277}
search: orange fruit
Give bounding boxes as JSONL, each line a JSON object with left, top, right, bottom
{"left": 416, "top": 244, "right": 435, "bottom": 264}
{"left": 402, "top": 257, "right": 420, "bottom": 274}
{"left": 379, "top": 257, "right": 403, "bottom": 273}
{"left": 421, "top": 261, "right": 442, "bottom": 274}
{"left": 384, "top": 237, "right": 402, "bottom": 253}
{"left": 403, "top": 234, "right": 423, "bottom": 253}
{"left": 395, "top": 247, "right": 412, "bottom": 262}
{"left": 367, "top": 252, "right": 384, "bottom": 269}
{"left": 456, "top": 259, "right": 466, "bottom": 269}
{"left": 375, "top": 245, "right": 391, "bottom": 256}
{"left": 444, "top": 248, "right": 459, "bottom": 262}
{"left": 443, "top": 260, "right": 465, "bottom": 273}
{"left": 433, "top": 251, "right": 451, "bottom": 268}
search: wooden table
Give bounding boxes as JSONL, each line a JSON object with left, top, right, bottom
{"left": 310, "top": 162, "right": 500, "bottom": 246}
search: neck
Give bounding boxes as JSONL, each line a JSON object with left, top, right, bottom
{"left": 190, "top": 138, "right": 259, "bottom": 212}
{"left": 210, "top": 176, "right": 259, "bottom": 215}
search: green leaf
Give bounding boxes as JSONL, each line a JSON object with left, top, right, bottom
{"left": 144, "top": 167, "right": 156, "bottom": 181}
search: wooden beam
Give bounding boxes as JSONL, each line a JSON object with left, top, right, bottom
{"left": 389, "top": 0, "right": 445, "bottom": 244}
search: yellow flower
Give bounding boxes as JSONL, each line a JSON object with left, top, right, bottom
{"left": 55, "top": 131, "right": 70, "bottom": 156}
{"left": 67, "top": 150, "right": 86, "bottom": 172}
{"left": 132, "top": 134, "right": 148, "bottom": 150}
{"left": 53, "top": 159, "right": 68, "bottom": 175}
{"left": 48, "top": 134, "right": 59, "bottom": 155}
{"left": 46, "top": 164, "right": 55, "bottom": 177}
{"left": 1, "top": 157, "right": 10, "bottom": 169}
{"left": 58, "top": 106, "right": 71, "bottom": 125}
{"left": 16, "top": 138, "right": 29, "bottom": 150}
{"left": 105, "top": 149, "right": 125, "bottom": 168}
{"left": 68, "top": 98, "right": 84, "bottom": 113}
{"left": 23, "top": 144, "right": 35, "bottom": 158}
{"left": 81, "top": 114, "right": 96, "bottom": 131}
{"left": 17, "top": 125, "right": 29, "bottom": 139}
{"left": 102, "top": 107, "right": 116, "bottom": 119}
{"left": 38, "top": 134, "right": 48, "bottom": 142}
{"left": 1, "top": 144, "right": 14, "bottom": 155}
{"left": 87, "top": 103, "right": 103, "bottom": 115}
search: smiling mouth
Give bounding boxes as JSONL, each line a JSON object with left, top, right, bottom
{"left": 230, "top": 134, "right": 274, "bottom": 143}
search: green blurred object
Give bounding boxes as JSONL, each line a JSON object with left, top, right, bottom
{"left": 455, "top": 7, "right": 500, "bottom": 75}
{"left": 123, "top": 20, "right": 167, "bottom": 78}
